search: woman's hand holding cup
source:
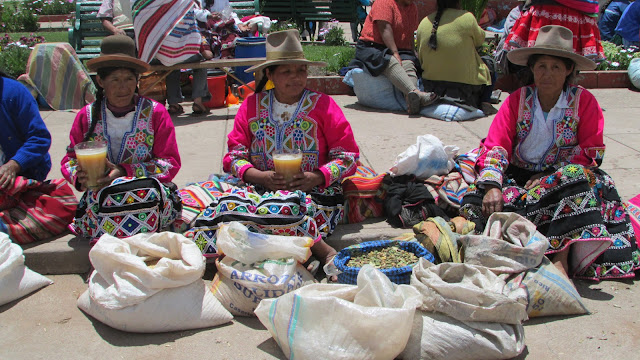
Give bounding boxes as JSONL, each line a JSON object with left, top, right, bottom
{"left": 288, "top": 171, "right": 324, "bottom": 192}
{"left": 97, "top": 160, "right": 126, "bottom": 187}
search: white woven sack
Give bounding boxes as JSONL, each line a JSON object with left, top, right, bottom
{"left": 0, "top": 233, "right": 52, "bottom": 306}
{"left": 77, "top": 232, "right": 232, "bottom": 332}
{"left": 77, "top": 279, "right": 232, "bottom": 333}
{"left": 400, "top": 310, "right": 525, "bottom": 360}
{"left": 255, "top": 265, "right": 422, "bottom": 360}
{"left": 212, "top": 222, "right": 315, "bottom": 316}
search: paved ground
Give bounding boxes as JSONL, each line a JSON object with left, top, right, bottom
{"left": 2, "top": 88, "right": 639, "bottom": 359}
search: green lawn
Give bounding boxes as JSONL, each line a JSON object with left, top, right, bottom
{"left": 303, "top": 44, "right": 355, "bottom": 75}
{"left": 6, "top": 31, "right": 68, "bottom": 43}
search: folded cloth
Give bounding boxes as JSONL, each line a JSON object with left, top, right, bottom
{"left": 17, "top": 43, "right": 96, "bottom": 110}
{"left": 133, "top": 0, "right": 201, "bottom": 65}
{"left": 0, "top": 177, "right": 77, "bottom": 244}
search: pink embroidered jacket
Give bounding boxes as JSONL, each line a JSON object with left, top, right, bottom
{"left": 61, "top": 97, "right": 181, "bottom": 189}
{"left": 476, "top": 85, "right": 605, "bottom": 187}
{"left": 223, "top": 89, "right": 360, "bottom": 188}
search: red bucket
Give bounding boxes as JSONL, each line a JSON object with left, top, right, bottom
{"left": 203, "top": 73, "right": 227, "bottom": 108}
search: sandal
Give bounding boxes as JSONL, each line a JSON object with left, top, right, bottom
{"left": 192, "top": 103, "right": 211, "bottom": 115}
{"left": 167, "top": 104, "right": 184, "bottom": 115}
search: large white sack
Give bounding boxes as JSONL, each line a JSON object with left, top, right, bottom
{"left": 0, "top": 233, "right": 52, "bottom": 306}
{"left": 461, "top": 212, "right": 549, "bottom": 274}
{"left": 78, "top": 232, "right": 232, "bottom": 332}
{"left": 77, "top": 280, "right": 232, "bottom": 333}
{"left": 399, "top": 310, "right": 525, "bottom": 360}
{"left": 461, "top": 213, "right": 588, "bottom": 317}
{"left": 88, "top": 232, "right": 206, "bottom": 309}
{"left": 410, "top": 259, "right": 528, "bottom": 324}
{"left": 212, "top": 222, "right": 315, "bottom": 316}
{"left": 255, "top": 265, "right": 422, "bottom": 360}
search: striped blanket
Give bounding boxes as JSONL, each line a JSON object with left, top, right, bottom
{"left": 17, "top": 43, "right": 96, "bottom": 110}
{"left": 0, "top": 177, "right": 78, "bottom": 244}
{"left": 133, "top": 0, "right": 202, "bottom": 66}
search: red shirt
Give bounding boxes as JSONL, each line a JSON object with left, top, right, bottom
{"left": 358, "top": 0, "right": 419, "bottom": 50}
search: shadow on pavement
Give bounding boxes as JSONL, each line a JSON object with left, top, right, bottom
{"left": 257, "top": 337, "right": 286, "bottom": 359}
{"left": 83, "top": 311, "right": 233, "bottom": 346}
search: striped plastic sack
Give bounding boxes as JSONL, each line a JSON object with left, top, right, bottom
{"left": 333, "top": 240, "right": 435, "bottom": 285}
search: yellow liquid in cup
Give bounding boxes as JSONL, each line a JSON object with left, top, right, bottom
{"left": 273, "top": 153, "right": 303, "bottom": 182}
{"left": 76, "top": 148, "right": 107, "bottom": 189}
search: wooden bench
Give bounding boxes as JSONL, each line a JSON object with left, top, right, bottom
{"left": 229, "top": 0, "right": 261, "bottom": 18}
{"left": 261, "top": 0, "right": 358, "bottom": 26}
{"left": 68, "top": 1, "right": 111, "bottom": 61}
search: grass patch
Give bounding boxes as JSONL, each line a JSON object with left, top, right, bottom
{"left": 6, "top": 31, "right": 68, "bottom": 43}
{"left": 303, "top": 44, "right": 354, "bottom": 75}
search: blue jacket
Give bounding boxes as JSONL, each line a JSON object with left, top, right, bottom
{"left": 599, "top": 0, "right": 629, "bottom": 41}
{"left": 615, "top": 0, "right": 640, "bottom": 42}
{"left": 0, "top": 76, "right": 52, "bottom": 181}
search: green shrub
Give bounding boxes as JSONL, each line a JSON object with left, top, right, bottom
{"left": 0, "top": 45, "right": 32, "bottom": 78}
{"left": 596, "top": 41, "right": 640, "bottom": 70}
{"left": 318, "top": 21, "right": 346, "bottom": 46}
{"left": 0, "top": 1, "right": 40, "bottom": 32}
{"left": 35, "top": 0, "right": 76, "bottom": 16}
{"left": 269, "top": 19, "right": 303, "bottom": 34}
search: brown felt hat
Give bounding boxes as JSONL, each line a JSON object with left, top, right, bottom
{"left": 86, "top": 35, "right": 150, "bottom": 73}
{"left": 244, "top": 29, "right": 327, "bottom": 74}
{"left": 507, "top": 25, "right": 596, "bottom": 71}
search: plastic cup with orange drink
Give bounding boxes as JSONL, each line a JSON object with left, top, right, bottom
{"left": 74, "top": 140, "right": 108, "bottom": 190}
{"left": 273, "top": 148, "right": 303, "bottom": 183}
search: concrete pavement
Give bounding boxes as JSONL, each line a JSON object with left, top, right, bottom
{"left": 2, "top": 88, "right": 640, "bottom": 359}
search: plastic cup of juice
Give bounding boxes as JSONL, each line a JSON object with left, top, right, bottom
{"left": 273, "top": 149, "right": 303, "bottom": 183}
{"left": 74, "top": 140, "right": 108, "bottom": 190}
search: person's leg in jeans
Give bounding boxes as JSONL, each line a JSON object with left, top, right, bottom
{"left": 383, "top": 56, "right": 436, "bottom": 114}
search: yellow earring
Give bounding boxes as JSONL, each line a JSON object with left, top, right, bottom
{"left": 265, "top": 79, "right": 275, "bottom": 90}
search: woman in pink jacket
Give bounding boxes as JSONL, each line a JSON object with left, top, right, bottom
{"left": 188, "top": 30, "right": 359, "bottom": 273}
{"left": 461, "top": 26, "right": 639, "bottom": 281}
{"left": 61, "top": 35, "right": 181, "bottom": 240}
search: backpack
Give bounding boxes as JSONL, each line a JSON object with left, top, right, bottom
{"left": 72, "top": 177, "right": 181, "bottom": 241}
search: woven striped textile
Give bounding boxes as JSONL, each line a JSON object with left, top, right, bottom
{"left": 133, "top": 0, "right": 201, "bottom": 65}
{"left": 340, "top": 165, "right": 385, "bottom": 224}
{"left": 16, "top": 42, "right": 96, "bottom": 110}
{"left": 0, "top": 177, "right": 77, "bottom": 244}
{"left": 624, "top": 194, "right": 640, "bottom": 248}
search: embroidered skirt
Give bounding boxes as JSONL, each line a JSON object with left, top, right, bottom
{"left": 503, "top": 5, "right": 605, "bottom": 61}
{"left": 460, "top": 164, "right": 640, "bottom": 280}
{"left": 183, "top": 175, "right": 345, "bottom": 257}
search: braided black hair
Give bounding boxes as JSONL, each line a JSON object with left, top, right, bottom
{"left": 429, "top": 0, "right": 460, "bottom": 50}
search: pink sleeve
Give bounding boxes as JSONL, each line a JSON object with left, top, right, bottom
{"left": 565, "top": 89, "right": 605, "bottom": 167}
{"left": 475, "top": 89, "right": 520, "bottom": 188}
{"left": 60, "top": 106, "right": 90, "bottom": 190}
{"left": 223, "top": 96, "right": 255, "bottom": 180}
{"left": 316, "top": 96, "right": 360, "bottom": 188}
{"left": 120, "top": 102, "right": 181, "bottom": 182}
